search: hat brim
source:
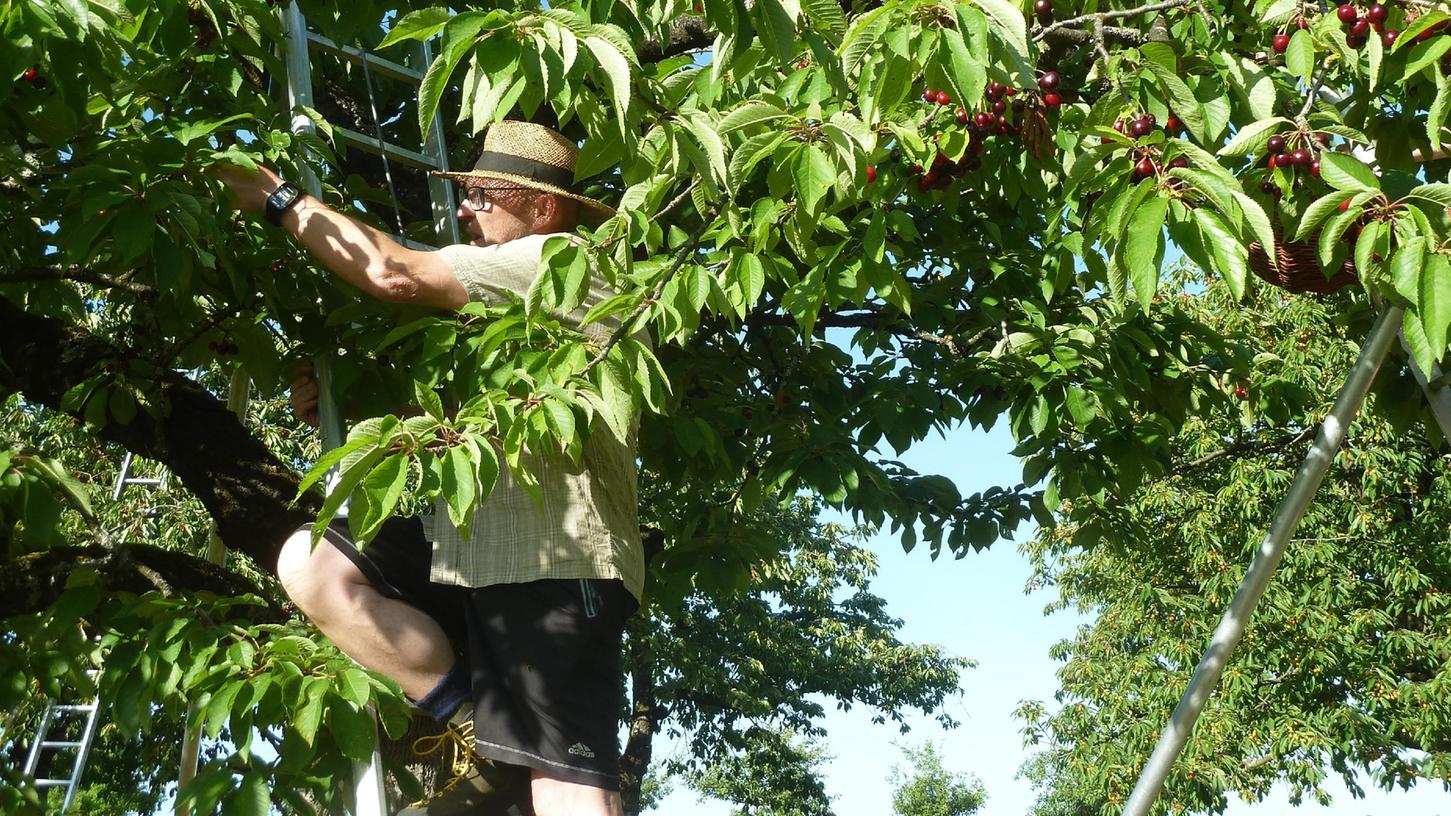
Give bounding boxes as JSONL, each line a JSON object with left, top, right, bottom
{"left": 430, "top": 169, "right": 616, "bottom": 223}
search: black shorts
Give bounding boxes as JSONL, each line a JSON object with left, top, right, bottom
{"left": 311, "top": 516, "right": 637, "bottom": 789}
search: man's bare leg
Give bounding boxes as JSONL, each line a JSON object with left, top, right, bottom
{"left": 530, "top": 774, "right": 624, "bottom": 816}
{"left": 276, "top": 529, "right": 454, "bottom": 700}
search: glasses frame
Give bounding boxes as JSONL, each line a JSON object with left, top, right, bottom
{"left": 460, "top": 184, "right": 533, "bottom": 211}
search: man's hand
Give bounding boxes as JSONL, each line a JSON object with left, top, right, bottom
{"left": 211, "top": 163, "right": 284, "bottom": 213}
{"left": 289, "top": 364, "right": 320, "bottom": 427}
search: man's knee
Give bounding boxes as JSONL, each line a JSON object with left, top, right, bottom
{"left": 276, "top": 529, "right": 362, "bottom": 619}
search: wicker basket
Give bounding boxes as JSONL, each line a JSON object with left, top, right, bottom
{"left": 1247, "top": 233, "right": 1358, "bottom": 295}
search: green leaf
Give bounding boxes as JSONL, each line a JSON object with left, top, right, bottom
{"left": 1295, "top": 190, "right": 1359, "bottom": 241}
{"left": 1286, "top": 29, "right": 1314, "bottom": 81}
{"left": 440, "top": 444, "right": 478, "bottom": 536}
{"left": 1232, "top": 191, "right": 1277, "bottom": 269}
{"left": 754, "top": 0, "right": 800, "bottom": 62}
{"left": 351, "top": 455, "right": 410, "bottom": 546}
{"left": 1193, "top": 208, "right": 1250, "bottom": 300}
{"left": 417, "top": 13, "right": 495, "bottom": 139}
{"left": 1218, "top": 117, "right": 1292, "bottom": 157}
{"left": 221, "top": 773, "right": 270, "bottom": 816}
{"left": 793, "top": 144, "right": 835, "bottom": 216}
{"left": 310, "top": 447, "right": 386, "bottom": 543}
{"left": 1123, "top": 195, "right": 1168, "bottom": 311}
{"left": 1392, "top": 238, "right": 1428, "bottom": 303}
{"left": 1318, "top": 208, "right": 1360, "bottom": 268}
{"left": 1141, "top": 61, "right": 1204, "bottom": 142}
{"left": 800, "top": 0, "right": 848, "bottom": 37}
{"left": 1318, "top": 152, "right": 1379, "bottom": 192}
{"left": 1420, "top": 253, "right": 1451, "bottom": 355}
{"left": 413, "top": 382, "right": 445, "bottom": 422}
{"left": 379, "top": 7, "right": 455, "bottom": 48}
{"left": 1408, "top": 183, "right": 1451, "bottom": 210}
{"left": 583, "top": 36, "right": 634, "bottom": 132}
{"left": 1403, "top": 307, "right": 1438, "bottom": 374}
{"left": 840, "top": 6, "right": 892, "bottom": 79}
{"left": 718, "top": 101, "right": 790, "bottom": 134}
{"left": 968, "top": 0, "right": 1028, "bottom": 62}
{"left": 938, "top": 26, "right": 985, "bottom": 112}
{"left": 1430, "top": 74, "right": 1450, "bottom": 152}
{"left": 328, "top": 698, "right": 378, "bottom": 762}
{"left": 682, "top": 111, "right": 731, "bottom": 190}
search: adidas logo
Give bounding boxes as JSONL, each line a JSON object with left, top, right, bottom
{"left": 568, "top": 742, "right": 596, "bottom": 759}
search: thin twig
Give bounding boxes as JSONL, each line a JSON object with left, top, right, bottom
{"left": 577, "top": 207, "right": 721, "bottom": 379}
{"left": 1035, "top": 0, "right": 1192, "bottom": 41}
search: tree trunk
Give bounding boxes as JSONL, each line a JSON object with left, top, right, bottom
{"left": 619, "top": 624, "right": 657, "bottom": 816}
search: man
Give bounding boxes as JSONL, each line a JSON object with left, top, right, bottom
{"left": 215, "top": 121, "right": 643, "bottom": 816}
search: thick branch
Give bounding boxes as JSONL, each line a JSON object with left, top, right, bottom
{"left": 0, "top": 543, "right": 286, "bottom": 622}
{"left": 1, "top": 266, "right": 154, "bottom": 297}
{"left": 1173, "top": 426, "right": 1317, "bottom": 475}
{"left": 619, "top": 629, "right": 658, "bottom": 816}
{"left": 637, "top": 16, "right": 713, "bottom": 64}
{"left": 0, "top": 296, "right": 319, "bottom": 578}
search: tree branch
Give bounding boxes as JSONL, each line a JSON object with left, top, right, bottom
{"left": 1172, "top": 426, "right": 1317, "bottom": 475}
{"left": 0, "top": 296, "right": 319, "bottom": 581}
{"left": 1, "top": 266, "right": 155, "bottom": 297}
{"left": 0, "top": 542, "right": 286, "bottom": 622}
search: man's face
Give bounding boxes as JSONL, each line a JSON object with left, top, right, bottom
{"left": 455, "top": 182, "right": 540, "bottom": 247}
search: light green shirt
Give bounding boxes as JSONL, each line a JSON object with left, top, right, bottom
{"left": 427, "top": 234, "right": 644, "bottom": 600}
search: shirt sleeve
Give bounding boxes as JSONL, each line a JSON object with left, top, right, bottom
{"left": 433, "top": 234, "right": 552, "bottom": 306}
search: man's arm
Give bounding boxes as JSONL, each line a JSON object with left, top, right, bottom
{"left": 213, "top": 164, "right": 468, "bottom": 310}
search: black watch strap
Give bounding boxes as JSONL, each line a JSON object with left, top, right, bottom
{"left": 264, "top": 181, "right": 305, "bottom": 227}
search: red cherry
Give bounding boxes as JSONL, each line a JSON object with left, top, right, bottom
{"left": 1004, "top": 86, "right": 1018, "bottom": 97}
{"left": 993, "top": 99, "right": 1007, "bottom": 114}
{"left": 1113, "top": 118, "right": 1126, "bottom": 133}
{"left": 1290, "top": 148, "right": 1311, "bottom": 165}
{"left": 1337, "top": 4, "right": 1358, "bottom": 23}
{"left": 1129, "top": 117, "right": 1154, "bottom": 138}
{"left": 923, "top": 88, "right": 936, "bottom": 102}
{"left": 956, "top": 107, "right": 969, "bottom": 124}
{"left": 1315, "top": 132, "right": 1331, "bottom": 147}
{"left": 1044, "top": 92, "right": 1063, "bottom": 108}
{"left": 1347, "top": 33, "right": 1367, "bottom": 48}
{"left": 1338, "top": 197, "right": 1353, "bottom": 211}
{"left": 910, "top": 163, "right": 924, "bottom": 175}
{"left": 1296, "top": 17, "right": 1310, "bottom": 29}
{"left": 1272, "top": 33, "right": 1291, "bottom": 52}
{"left": 1035, "top": 0, "right": 1053, "bottom": 22}
{"left": 1168, "top": 156, "right": 1189, "bottom": 169}
{"left": 21, "top": 67, "right": 40, "bottom": 83}
{"left": 1366, "top": 4, "right": 1388, "bottom": 23}
{"left": 1310, "top": 160, "right": 1322, "bottom": 177}
{"left": 866, "top": 165, "right": 878, "bottom": 183}
{"left": 1350, "top": 17, "right": 1371, "bottom": 36}
{"left": 1267, "top": 134, "right": 1286, "bottom": 153}
{"left": 935, "top": 90, "right": 951, "bottom": 105}
{"left": 1133, "top": 157, "right": 1157, "bottom": 178}
{"left": 1164, "top": 114, "right": 1182, "bottom": 133}
{"left": 1382, "top": 28, "right": 1399, "bottom": 46}
{"left": 1234, "top": 386, "right": 1249, "bottom": 399}
{"left": 1038, "top": 71, "right": 1060, "bottom": 91}
{"left": 987, "top": 81, "right": 1006, "bottom": 100}
{"left": 693, "top": 1, "right": 703, "bottom": 11}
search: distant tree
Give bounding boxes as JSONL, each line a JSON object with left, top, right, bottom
{"left": 628, "top": 496, "right": 972, "bottom": 815}
{"left": 890, "top": 742, "right": 986, "bottom": 816}
{"left": 1019, "top": 267, "right": 1451, "bottom": 814}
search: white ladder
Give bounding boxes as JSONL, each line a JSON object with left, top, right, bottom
{"left": 22, "top": 683, "right": 102, "bottom": 813}
{"left": 277, "top": 4, "right": 461, "bottom": 813}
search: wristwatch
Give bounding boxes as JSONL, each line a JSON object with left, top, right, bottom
{"left": 264, "top": 181, "right": 305, "bottom": 227}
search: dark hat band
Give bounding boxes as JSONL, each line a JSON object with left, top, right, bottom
{"left": 474, "top": 151, "right": 574, "bottom": 190}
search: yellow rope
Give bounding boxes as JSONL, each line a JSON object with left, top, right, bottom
{"left": 406, "top": 719, "right": 477, "bottom": 806}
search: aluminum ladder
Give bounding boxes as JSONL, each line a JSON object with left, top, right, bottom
{"left": 20, "top": 678, "right": 102, "bottom": 814}
{"left": 277, "top": 4, "right": 461, "bottom": 813}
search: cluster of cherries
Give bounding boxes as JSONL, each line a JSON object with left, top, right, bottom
{"left": 1335, "top": 2, "right": 1397, "bottom": 49}
{"left": 1105, "top": 114, "right": 1189, "bottom": 180}
{"left": 1263, "top": 131, "right": 1331, "bottom": 176}
{"left": 207, "top": 339, "right": 240, "bottom": 356}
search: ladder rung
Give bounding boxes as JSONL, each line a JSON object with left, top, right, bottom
{"left": 35, "top": 779, "right": 74, "bottom": 787}
{"left": 122, "top": 478, "right": 164, "bottom": 486}
{"left": 41, "top": 741, "right": 82, "bottom": 749}
{"left": 335, "top": 126, "right": 441, "bottom": 171}
{"left": 53, "top": 704, "right": 97, "bottom": 713}
{"left": 305, "top": 31, "right": 424, "bottom": 83}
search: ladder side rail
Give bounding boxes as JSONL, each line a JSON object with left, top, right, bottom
{"left": 1120, "top": 306, "right": 1406, "bottom": 816}
{"left": 21, "top": 702, "right": 57, "bottom": 777}
{"left": 59, "top": 694, "right": 103, "bottom": 813}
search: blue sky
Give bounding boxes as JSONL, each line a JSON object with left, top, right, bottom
{"left": 653, "top": 420, "right": 1451, "bottom": 815}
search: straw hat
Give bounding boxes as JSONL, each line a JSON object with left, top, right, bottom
{"left": 430, "top": 121, "right": 614, "bottom": 221}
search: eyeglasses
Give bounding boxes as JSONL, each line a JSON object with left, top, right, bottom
{"left": 461, "top": 185, "right": 530, "bottom": 210}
